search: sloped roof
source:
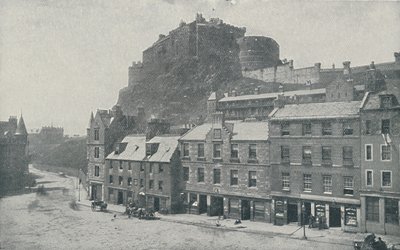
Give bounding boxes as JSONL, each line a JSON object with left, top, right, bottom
{"left": 179, "top": 123, "right": 212, "bottom": 141}
{"left": 15, "top": 116, "right": 27, "bottom": 135}
{"left": 231, "top": 122, "right": 269, "bottom": 141}
{"left": 219, "top": 88, "right": 326, "bottom": 102}
{"left": 270, "top": 101, "right": 361, "bottom": 120}
{"left": 362, "top": 80, "right": 400, "bottom": 110}
{"left": 147, "top": 136, "right": 180, "bottom": 162}
{"left": 106, "top": 135, "right": 147, "bottom": 161}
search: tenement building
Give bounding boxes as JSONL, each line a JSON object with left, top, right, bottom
{"left": 179, "top": 112, "right": 271, "bottom": 221}
{"left": 104, "top": 135, "right": 183, "bottom": 213}
{"left": 359, "top": 77, "right": 400, "bottom": 236}
{"left": 268, "top": 101, "right": 362, "bottom": 232}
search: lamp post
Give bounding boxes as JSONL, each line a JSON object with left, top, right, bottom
{"left": 78, "top": 168, "right": 81, "bottom": 202}
{"left": 302, "top": 201, "right": 307, "bottom": 240}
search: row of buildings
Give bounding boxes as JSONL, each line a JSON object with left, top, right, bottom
{"left": 87, "top": 56, "right": 400, "bottom": 236}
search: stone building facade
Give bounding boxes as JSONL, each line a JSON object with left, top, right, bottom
{"left": 0, "top": 115, "right": 29, "bottom": 193}
{"left": 179, "top": 112, "right": 271, "bottom": 221}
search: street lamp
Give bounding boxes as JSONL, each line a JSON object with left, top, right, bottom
{"left": 78, "top": 168, "right": 81, "bottom": 202}
{"left": 302, "top": 201, "right": 307, "bottom": 240}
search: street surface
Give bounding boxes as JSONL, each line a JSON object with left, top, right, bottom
{"left": 0, "top": 166, "right": 397, "bottom": 250}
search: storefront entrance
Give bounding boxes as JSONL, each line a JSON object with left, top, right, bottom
{"left": 154, "top": 197, "right": 160, "bottom": 211}
{"left": 199, "top": 195, "right": 207, "bottom": 214}
{"left": 210, "top": 196, "right": 223, "bottom": 216}
{"left": 241, "top": 200, "right": 251, "bottom": 220}
{"left": 329, "top": 206, "right": 341, "bottom": 227}
{"left": 287, "top": 203, "right": 298, "bottom": 223}
{"left": 117, "top": 191, "right": 124, "bottom": 205}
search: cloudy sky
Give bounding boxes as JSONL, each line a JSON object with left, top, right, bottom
{"left": 0, "top": 0, "right": 399, "bottom": 135}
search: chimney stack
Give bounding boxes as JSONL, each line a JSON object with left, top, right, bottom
{"left": 343, "top": 61, "right": 351, "bottom": 76}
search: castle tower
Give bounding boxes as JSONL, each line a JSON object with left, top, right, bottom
{"left": 15, "top": 115, "right": 28, "bottom": 142}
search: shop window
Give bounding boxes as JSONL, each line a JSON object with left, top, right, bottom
{"left": 366, "top": 170, "right": 373, "bottom": 187}
{"left": 365, "top": 145, "right": 373, "bottom": 161}
{"left": 231, "top": 144, "right": 239, "bottom": 159}
{"left": 128, "top": 177, "right": 132, "bottom": 186}
{"left": 118, "top": 176, "right": 123, "bottom": 185}
{"left": 302, "top": 122, "right": 312, "bottom": 136}
{"left": 281, "top": 122, "right": 290, "bottom": 136}
{"left": 282, "top": 172, "right": 290, "bottom": 191}
{"left": 343, "top": 122, "right": 353, "bottom": 136}
{"left": 94, "top": 166, "right": 100, "bottom": 177}
{"left": 214, "top": 129, "right": 221, "bottom": 139}
{"left": 366, "top": 197, "right": 379, "bottom": 222}
{"left": 381, "top": 145, "right": 391, "bottom": 161}
{"left": 197, "top": 143, "right": 204, "bottom": 158}
{"left": 344, "top": 177, "right": 354, "bottom": 195}
{"left": 322, "top": 122, "right": 332, "bottom": 135}
{"left": 230, "top": 170, "right": 238, "bottom": 186}
{"left": 382, "top": 119, "right": 390, "bottom": 134}
{"left": 382, "top": 171, "right": 392, "bottom": 187}
{"left": 197, "top": 168, "right": 204, "bottom": 182}
{"left": 213, "top": 143, "right": 221, "bottom": 158}
{"left": 385, "top": 198, "right": 399, "bottom": 224}
{"left": 213, "top": 169, "right": 221, "bottom": 184}
{"left": 149, "top": 180, "right": 154, "bottom": 189}
{"left": 303, "top": 174, "right": 312, "bottom": 192}
{"left": 248, "top": 144, "right": 257, "bottom": 159}
{"left": 94, "top": 147, "right": 100, "bottom": 158}
{"left": 344, "top": 207, "right": 357, "bottom": 226}
{"left": 183, "top": 143, "right": 189, "bottom": 157}
{"left": 94, "top": 129, "right": 99, "bottom": 141}
{"left": 183, "top": 167, "right": 189, "bottom": 181}
{"left": 281, "top": 146, "right": 290, "bottom": 163}
{"left": 248, "top": 171, "right": 257, "bottom": 187}
{"left": 323, "top": 175, "right": 332, "bottom": 193}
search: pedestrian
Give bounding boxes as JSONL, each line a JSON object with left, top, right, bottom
{"left": 375, "top": 237, "right": 388, "bottom": 250}
{"left": 308, "top": 215, "right": 314, "bottom": 228}
{"left": 318, "top": 216, "right": 323, "bottom": 230}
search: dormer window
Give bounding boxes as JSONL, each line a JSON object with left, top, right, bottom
{"left": 213, "top": 129, "right": 221, "bottom": 139}
{"left": 146, "top": 143, "right": 159, "bottom": 156}
{"left": 381, "top": 96, "right": 392, "bottom": 109}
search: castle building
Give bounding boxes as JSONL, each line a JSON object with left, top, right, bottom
{"left": 38, "top": 126, "right": 64, "bottom": 144}
{"left": 0, "top": 115, "right": 29, "bottom": 193}
{"left": 268, "top": 101, "right": 362, "bottom": 232}
{"left": 104, "top": 135, "right": 183, "bottom": 213}
{"left": 359, "top": 78, "right": 400, "bottom": 236}
{"left": 179, "top": 113, "right": 271, "bottom": 221}
{"left": 86, "top": 105, "right": 145, "bottom": 201}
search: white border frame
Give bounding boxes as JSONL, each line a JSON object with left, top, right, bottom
{"left": 365, "top": 169, "right": 373, "bottom": 187}
{"left": 365, "top": 144, "right": 373, "bottom": 161}
{"left": 380, "top": 144, "right": 392, "bottom": 162}
{"left": 381, "top": 170, "right": 392, "bottom": 188}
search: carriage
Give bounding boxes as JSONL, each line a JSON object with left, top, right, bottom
{"left": 91, "top": 200, "right": 108, "bottom": 212}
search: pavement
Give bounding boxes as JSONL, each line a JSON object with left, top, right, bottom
{"left": 75, "top": 180, "right": 400, "bottom": 249}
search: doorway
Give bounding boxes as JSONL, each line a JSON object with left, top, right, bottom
{"left": 288, "top": 203, "right": 298, "bottom": 223}
{"left": 303, "top": 202, "right": 311, "bottom": 225}
{"left": 241, "top": 200, "right": 251, "bottom": 220}
{"left": 210, "top": 196, "right": 224, "bottom": 216}
{"left": 199, "top": 195, "right": 208, "bottom": 214}
{"left": 329, "top": 206, "right": 341, "bottom": 227}
{"left": 91, "top": 185, "right": 97, "bottom": 200}
{"left": 117, "top": 191, "right": 124, "bottom": 205}
{"left": 154, "top": 197, "right": 160, "bottom": 211}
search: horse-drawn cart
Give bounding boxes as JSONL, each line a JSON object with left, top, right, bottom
{"left": 91, "top": 201, "right": 107, "bottom": 212}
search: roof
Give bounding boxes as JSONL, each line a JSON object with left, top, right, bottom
{"left": 219, "top": 88, "right": 326, "bottom": 102}
{"left": 362, "top": 79, "right": 400, "bottom": 110}
{"left": 15, "top": 116, "right": 27, "bottom": 135}
{"left": 270, "top": 101, "right": 361, "bottom": 120}
{"left": 147, "top": 136, "right": 181, "bottom": 162}
{"left": 180, "top": 121, "right": 269, "bottom": 141}
{"left": 106, "top": 135, "right": 147, "bottom": 161}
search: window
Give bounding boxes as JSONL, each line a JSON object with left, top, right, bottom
{"left": 109, "top": 175, "right": 113, "bottom": 184}
{"left": 140, "top": 163, "right": 144, "bottom": 172}
{"left": 281, "top": 122, "right": 290, "bottom": 136}
{"left": 149, "top": 180, "right": 154, "bottom": 189}
{"left": 345, "top": 207, "right": 358, "bottom": 226}
{"left": 366, "top": 170, "right": 373, "bottom": 187}
{"left": 140, "top": 179, "right": 144, "bottom": 188}
{"left": 281, "top": 146, "right": 290, "bottom": 162}
{"left": 365, "top": 145, "right": 373, "bottom": 161}
{"left": 382, "top": 171, "right": 392, "bottom": 187}
{"left": 94, "top": 147, "right": 100, "bottom": 158}
{"left": 382, "top": 119, "right": 390, "bottom": 134}
{"left": 322, "top": 146, "right": 332, "bottom": 161}
{"left": 302, "top": 122, "right": 312, "bottom": 136}
{"left": 303, "top": 174, "right": 312, "bottom": 191}
{"left": 149, "top": 163, "right": 153, "bottom": 173}
{"left": 248, "top": 171, "right": 257, "bottom": 187}
{"left": 385, "top": 198, "right": 399, "bottom": 224}
{"left": 213, "top": 144, "right": 221, "bottom": 158}
{"left": 94, "top": 129, "right": 99, "bottom": 140}
{"left": 109, "top": 161, "right": 113, "bottom": 169}
{"left": 365, "top": 120, "right": 371, "bottom": 135}
{"left": 366, "top": 197, "right": 379, "bottom": 222}
{"left": 302, "top": 146, "right": 312, "bottom": 163}
{"left": 197, "top": 143, "right": 204, "bottom": 158}
{"left": 344, "top": 177, "right": 354, "bottom": 195}
{"left": 248, "top": 144, "right": 257, "bottom": 159}
{"left": 282, "top": 172, "right": 290, "bottom": 191}
{"left": 128, "top": 177, "right": 132, "bottom": 186}
{"left": 94, "top": 166, "right": 100, "bottom": 177}
{"left": 322, "top": 122, "right": 332, "bottom": 135}
{"left": 128, "top": 162, "right": 132, "bottom": 170}
{"left": 118, "top": 176, "right": 123, "bottom": 185}
{"left": 158, "top": 181, "right": 163, "bottom": 191}
{"left": 197, "top": 168, "right": 204, "bottom": 182}
{"left": 213, "top": 169, "right": 221, "bottom": 184}
{"left": 381, "top": 96, "right": 392, "bottom": 109}
{"left": 230, "top": 170, "right": 238, "bottom": 186}
{"left": 119, "top": 161, "right": 123, "bottom": 170}
{"left": 343, "top": 122, "right": 353, "bottom": 135}
{"left": 381, "top": 145, "right": 391, "bottom": 161}
{"left": 231, "top": 144, "right": 239, "bottom": 159}
{"left": 159, "top": 164, "right": 164, "bottom": 173}
{"left": 183, "top": 167, "right": 189, "bottom": 181}
{"left": 183, "top": 143, "right": 189, "bottom": 157}
{"left": 323, "top": 176, "right": 332, "bottom": 193}
{"left": 214, "top": 129, "right": 221, "bottom": 139}
{"left": 146, "top": 143, "right": 159, "bottom": 156}
{"left": 343, "top": 146, "right": 353, "bottom": 164}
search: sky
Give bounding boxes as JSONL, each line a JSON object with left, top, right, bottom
{"left": 0, "top": 0, "right": 399, "bottom": 135}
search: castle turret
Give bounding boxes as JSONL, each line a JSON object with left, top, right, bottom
{"left": 238, "top": 36, "right": 280, "bottom": 71}
{"left": 15, "top": 115, "right": 27, "bottom": 136}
